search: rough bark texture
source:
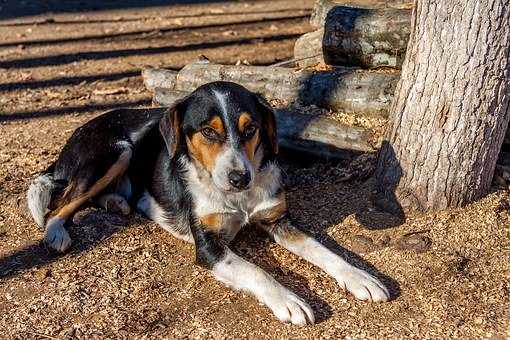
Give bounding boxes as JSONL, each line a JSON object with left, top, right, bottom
{"left": 175, "top": 61, "right": 305, "bottom": 102}
{"left": 375, "top": 0, "right": 510, "bottom": 212}
{"left": 152, "top": 87, "right": 377, "bottom": 157}
{"left": 143, "top": 62, "right": 400, "bottom": 117}
{"left": 294, "top": 29, "right": 324, "bottom": 68}
{"left": 310, "top": 0, "right": 412, "bottom": 28}
{"left": 141, "top": 67, "right": 177, "bottom": 92}
{"left": 323, "top": 7, "right": 411, "bottom": 68}
{"left": 152, "top": 87, "right": 188, "bottom": 106}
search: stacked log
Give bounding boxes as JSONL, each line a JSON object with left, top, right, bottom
{"left": 141, "top": 0, "right": 510, "bottom": 161}
{"left": 322, "top": 7, "right": 411, "bottom": 68}
{"left": 295, "top": 0, "right": 412, "bottom": 68}
{"left": 143, "top": 62, "right": 399, "bottom": 118}
{"left": 293, "top": 29, "right": 324, "bottom": 68}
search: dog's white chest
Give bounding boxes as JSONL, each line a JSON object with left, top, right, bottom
{"left": 186, "top": 162, "right": 282, "bottom": 241}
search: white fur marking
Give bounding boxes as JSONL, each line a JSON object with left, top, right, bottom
{"left": 44, "top": 216, "right": 72, "bottom": 252}
{"left": 27, "top": 173, "right": 55, "bottom": 228}
{"left": 212, "top": 89, "right": 229, "bottom": 118}
{"left": 213, "top": 249, "right": 315, "bottom": 325}
{"left": 182, "top": 157, "right": 282, "bottom": 241}
{"left": 274, "top": 235, "right": 390, "bottom": 302}
{"left": 129, "top": 122, "right": 154, "bottom": 144}
{"left": 116, "top": 140, "right": 132, "bottom": 150}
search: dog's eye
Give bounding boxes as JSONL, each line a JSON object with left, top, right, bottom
{"left": 201, "top": 127, "right": 218, "bottom": 139}
{"left": 243, "top": 124, "right": 258, "bottom": 138}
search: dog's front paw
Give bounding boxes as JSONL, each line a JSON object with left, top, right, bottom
{"left": 260, "top": 284, "right": 315, "bottom": 326}
{"left": 334, "top": 267, "right": 389, "bottom": 302}
{"left": 44, "top": 217, "right": 72, "bottom": 252}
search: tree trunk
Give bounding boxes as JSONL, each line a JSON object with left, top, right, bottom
{"left": 375, "top": 0, "right": 510, "bottom": 212}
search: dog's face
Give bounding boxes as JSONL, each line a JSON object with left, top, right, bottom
{"left": 159, "top": 81, "right": 278, "bottom": 192}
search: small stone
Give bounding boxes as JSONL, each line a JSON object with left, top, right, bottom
{"left": 378, "top": 235, "right": 391, "bottom": 247}
{"left": 34, "top": 267, "right": 51, "bottom": 282}
{"left": 395, "top": 233, "right": 431, "bottom": 253}
{"left": 351, "top": 235, "right": 380, "bottom": 254}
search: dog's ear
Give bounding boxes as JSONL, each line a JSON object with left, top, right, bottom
{"left": 254, "top": 94, "right": 278, "bottom": 155}
{"left": 159, "top": 100, "right": 185, "bottom": 158}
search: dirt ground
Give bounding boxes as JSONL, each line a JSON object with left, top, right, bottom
{"left": 0, "top": 1, "right": 509, "bottom": 339}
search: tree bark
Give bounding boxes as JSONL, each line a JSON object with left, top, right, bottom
{"left": 375, "top": 0, "right": 510, "bottom": 212}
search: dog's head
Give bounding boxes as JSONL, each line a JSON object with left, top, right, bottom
{"left": 159, "top": 81, "right": 278, "bottom": 192}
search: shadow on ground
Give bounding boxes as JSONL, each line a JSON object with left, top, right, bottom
{"left": 0, "top": 33, "right": 301, "bottom": 69}
{"left": 0, "top": 15, "right": 308, "bottom": 48}
{"left": 0, "top": 1, "right": 228, "bottom": 21}
{"left": 0, "top": 208, "right": 137, "bottom": 279}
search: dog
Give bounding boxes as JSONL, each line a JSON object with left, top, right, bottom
{"left": 27, "top": 81, "right": 389, "bottom": 325}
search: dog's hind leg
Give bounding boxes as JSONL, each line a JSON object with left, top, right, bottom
{"left": 45, "top": 149, "right": 132, "bottom": 252}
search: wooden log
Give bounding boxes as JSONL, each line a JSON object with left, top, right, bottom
{"left": 322, "top": 6, "right": 411, "bottom": 68}
{"left": 152, "top": 87, "right": 188, "bottom": 106}
{"left": 142, "top": 63, "right": 399, "bottom": 118}
{"left": 293, "top": 29, "right": 324, "bottom": 68}
{"left": 275, "top": 107, "right": 377, "bottom": 157}
{"left": 310, "top": 0, "right": 412, "bottom": 28}
{"left": 174, "top": 61, "right": 305, "bottom": 102}
{"left": 303, "top": 68, "right": 398, "bottom": 117}
{"left": 152, "top": 87, "right": 377, "bottom": 157}
{"left": 142, "top": 67, "right": 178, "bottom": 91}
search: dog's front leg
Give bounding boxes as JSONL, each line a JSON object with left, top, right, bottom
{"left": 259, "top": 216, "right": 390, "bottom": 302}
{"left": 191, "top": 225, "right": 315, "bottom": 325}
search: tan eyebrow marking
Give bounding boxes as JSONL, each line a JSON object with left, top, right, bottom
{"left": 238, "top": 112, "right": 252, "bottom": 132}
{"left": 238, "top": 112, "right": 260, "bottom": 162}
{"left": 208, "top": 115, "right": 225, "bottom": 135}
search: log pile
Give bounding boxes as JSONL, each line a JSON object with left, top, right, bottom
{"left": 140, "top": 1, "right": 415, "bottom": 158}
{"left": 142, "top": 0, "right": 510, "bottom": 161}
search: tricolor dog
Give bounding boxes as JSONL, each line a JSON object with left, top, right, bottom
{"left": 27, "top": 81, "right": 389, "bottom": 325}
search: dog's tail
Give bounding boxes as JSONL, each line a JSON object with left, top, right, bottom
{"left": 27, "top": 163, "right": 57, "bottom": 228}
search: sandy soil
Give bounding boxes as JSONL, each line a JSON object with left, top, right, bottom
{"left": 0, "top": 1, "right": 509, "bottom": 339}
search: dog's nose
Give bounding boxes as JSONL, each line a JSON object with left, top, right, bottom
{"left": 228, "top": 170, "right": 251, "bottom": 190}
